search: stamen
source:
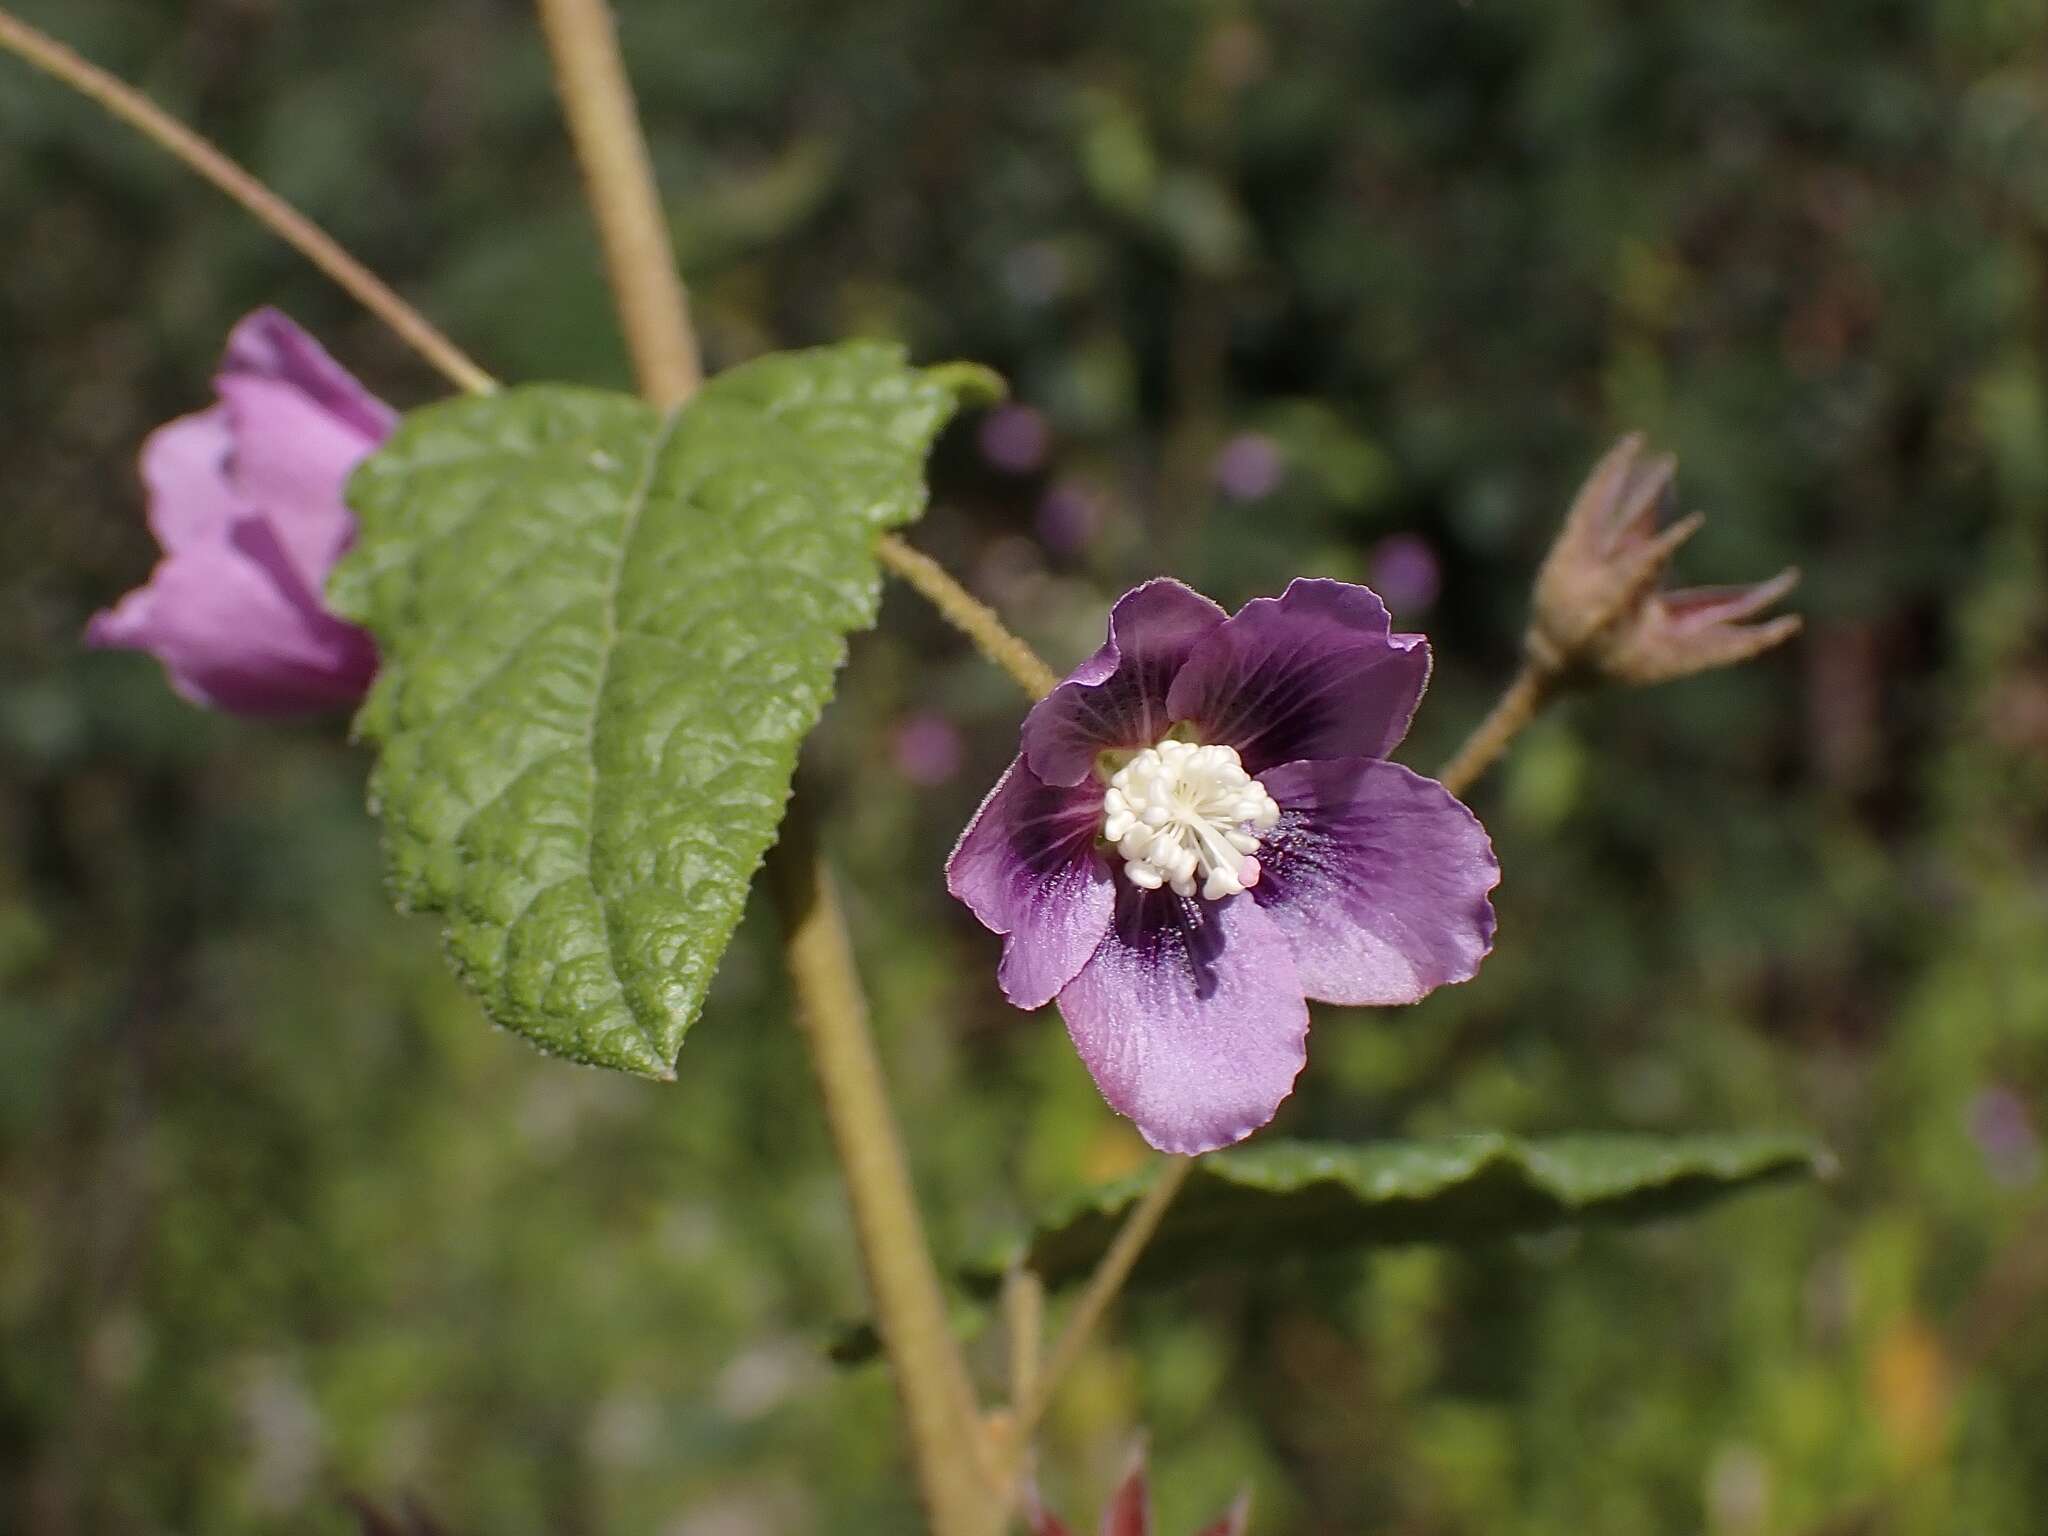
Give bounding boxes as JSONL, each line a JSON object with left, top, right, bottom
{"left": 1101, "top": 739, "right": 1281, "bottom": 900}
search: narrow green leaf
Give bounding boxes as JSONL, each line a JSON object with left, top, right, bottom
{"left": 970, "top": 1131, "right": 1830, "bottom": 1295}
{"left": 329, "top": 342, "right": 971, "bottom": 1076}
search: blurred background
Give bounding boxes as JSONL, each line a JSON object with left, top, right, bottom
{"left": 4, "top": 1, "right": 2046, "bottom": 1532}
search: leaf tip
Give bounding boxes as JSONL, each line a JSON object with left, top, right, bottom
{"left": 925, "top": 360, "right": 1008, "bottom": 408}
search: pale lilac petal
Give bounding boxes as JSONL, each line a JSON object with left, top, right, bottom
{"left": 946, "top": 757, "right": 1115, "bottom": 1010}
{"left": 221, "top": 306, "right": 397, "bottom": 443}
{"left": 1253, "top": 758, "right": 1498, "bottom": 1006}
{"left": 1058, "top": 888, "right": 1309, "bottom": 1155}
{"left": 1022, "top": 579, "right": 1228, "bottom": 786}
{"left": 138, "top": 407, "right": 244, "bottom": 553}
{"left": 217, "top": 375, "right": 381, "bottom": 590}
{"left": 86, "top": 527, "right": 377, "bottom": 714}
{"left": 1166, "top": 578, "right": 1429, "bottom": 773}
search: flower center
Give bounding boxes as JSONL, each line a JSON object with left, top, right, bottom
{"left": 1100, "top": 739, "right": 1281, "bottom": 900}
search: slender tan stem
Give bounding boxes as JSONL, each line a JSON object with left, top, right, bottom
{"left": 1004, "top": 1267, "right": 1044, "bottom": 1411}
{"left": 534, "top": 0, "right": 701, "bottom": 407}
{"left": 527, "top": 6, "right": 993, "bottom": 1531}
{"left": 1436, "top": 661, "right": 1558, "bottom": 799}
{"left": 0, "top": 8, "right": 494, "bottom": 397}
{"left": 1012, "top": 1155, "right": 1196, "bottom": 1443}
{"left": 878, "top": 536, "right": 1060, "bottom": 701}
{"left": 768, "top": 816, "right": 994, "bottom": 1536}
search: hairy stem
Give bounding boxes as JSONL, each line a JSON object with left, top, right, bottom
{"left": 0, "top": 8, "right": 493, "bottom": 396}
{"left": 534, "top": 0, "right": 702, "bottom": 407}
{"left": 1435, "top": 660, "right": 1558, "bottom": 798}
{"left": 878, "top": 535, "right": 1060, "bottom": 700}
{"left": 530, "top": 3, "right": 990, "bottom": 1530}
{"left": 769, "top": 813, "right": 995, "bottom": 1535}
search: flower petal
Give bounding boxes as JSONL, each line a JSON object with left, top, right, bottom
{"left": 138, "top": 406, "right": 246, "bottom": 553}
{"left": 946, "top": 757, "right": 1115, "bottom": 1010}
{"left": 1058, "top": 886, "right": 1309, "bottom": 1155}
{"left": 1166, "top": 578, "right": 1429, "bottom": 773}
{"left": 1191, "top": 1496, "right": 1252, "bottom": 1536}
{"left": 221, "top": 307, "right": 398, "bottom": 444}
{"left": 217, "top": 374, "right": 382, "bottom": 592}
{"left": 1022, "top": 579, "right": 1227, "bottom": 786}
{"left": 86, "top": 524, "right": 377, "bottom": 715}
{"left": 1252, "top": 758, "right": 1498, "bottom": 1006}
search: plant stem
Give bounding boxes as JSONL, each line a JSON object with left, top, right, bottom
{"left": 1436, "top": 660, "right": 1558, "bottom": 798}
{"left": 0, "top": 8, "right": 494, "bottom": 397}
{"left": 878, "top": 535, "right": 1060, "bottom": 700}
{"left": 534, "top": 0, "right": 702, "bottom": 407}
{"left": 1011, "top": 1155, "right": 1196, "bottom": 1444}
{"left": 530, "top": 4, "right": 991, "bottom": 1531}
{"left": 769, "top": 812, "right": 995, "bottom": 1535}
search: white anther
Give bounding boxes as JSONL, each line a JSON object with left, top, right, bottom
{"left": 1101, "top": 739, "right": 1281, "bottom": 900}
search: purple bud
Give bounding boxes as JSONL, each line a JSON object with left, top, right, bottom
{"left": 978, "top": 404, "right": 1051, "bottom": 474}
{"left": 1969, "top": 1087, "right": 2042, "bottom": 1187}
{"left": 1211, "top": 432, "right": 1285, "bottom": 502}
{"left": 893, "top": 713, "right": 965, "bottom": 787}
{"left": 1036, "top": 481, "right": 1102, "bottom": 556}
{"left": 1370, "top": 533, "right": 1442, "bottom": 615}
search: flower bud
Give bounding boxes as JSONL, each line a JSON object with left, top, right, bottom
{"left": 84, "top": 309, "right": 389, "bottom": 715}
{"left": 1527, "top": 434, "right": 1800, "bottom": 686}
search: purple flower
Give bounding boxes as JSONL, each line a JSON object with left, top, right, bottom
{"left": 948, "top": 578, "right": 1499, "bottom": 1154}
{"left": 893, "top": 712, "right": 966, "bottom": 786}
{"left": 979, "top": 403, "right": 1052, "bottom": 474}
{"left": 1027, "top": 1442, "right": 1249, "bottom": 1536}
{"left": 1369, "top": 533, "right": 1442, "bottom": 615}
{"left": 1211, "top": 432, "right": 1284, "bottom": 502}
{"left": 85, "top": 309, "right": 390, "bottom": 715}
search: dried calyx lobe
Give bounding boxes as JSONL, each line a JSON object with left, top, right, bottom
{"left": 948, "top": 577, "right": 1501, "bottom": 1156}
{"left": 1528, "top": 433, "right": 1801, "bottom": 687}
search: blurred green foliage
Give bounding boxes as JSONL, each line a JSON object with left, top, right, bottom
{"left": 2, "top": 1, "right": 2045, "bottom": 1533}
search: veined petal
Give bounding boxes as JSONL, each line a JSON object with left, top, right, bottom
{"left": 1253, "top": 758, "right": 1498, "bottom": 1006}
{"left": 1022, "top": 579, "right": 1227, "bottom": 786}
{"left": 1058, "top": 886, "right": 1309, "bottom": 1155}
{"left": 1167, "top": 578, "right": 1429, "bottom": 771}
{"left": 946, "top": 756, "right": 1115, "bottom": 1010}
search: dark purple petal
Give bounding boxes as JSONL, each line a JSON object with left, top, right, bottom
{"left": 1166, "top": 578, "right": 1430, "bottom": 773}
{"left": 1252, "top": 758, "right": 1498, "bottom": 1006}
{"left": 946, "top": 757, "right": 1115, "bottom": 1010}
{"left": 1058, "top": 885, "right": 1309, "bottom": 1155}
{"left": 1022, "top": 579, "right": 1228, "bottom": 786}
{"left": 221, "top": 307, "right": 398, "bottom": 443}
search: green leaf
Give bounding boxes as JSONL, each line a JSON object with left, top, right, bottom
{"left": 330, "top": 342, "right": 975, "bottom": 1077}
{"left": 970, "top": 1132, "right": 1830, "bottom": 1294}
